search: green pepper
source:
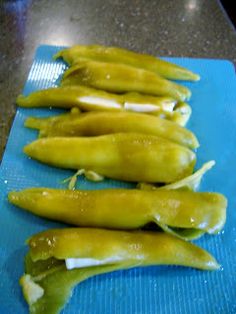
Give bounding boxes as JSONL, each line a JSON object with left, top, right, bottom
{"left": 54, "top": 45, "right": 200, "bottom": 81}
{"left": 61, "top": 59, "right": 191, "bottom": 102}
{"left": 20, "top": 228, "right": 219, "bottom": 314}
{"left": 27, "top": 228, "right": 219, "bottom": 269}
{"left": 25, "top": 111, "right": 199, "bottom": 149}
{"left": 23, "top": 133, "right": 196, "bottom": 183}
{"left": 9, "top": 188, "right": 226, "bottom": 240}
{"left": 17, "top": 86, "right": 192, "bottom": 126}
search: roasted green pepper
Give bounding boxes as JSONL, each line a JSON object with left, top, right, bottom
{"left": 17, "top": 86, "right": 191, "bottom": 126}
{"left": 54, "top": 45, "right": 200, "bottom": 81}
{"left": 23, "top": 133, "right": 196, "bottom": 183}
{"left": 25, "top": 111, "right": 199, "bottom": 149}
{"left": 20, "top": 228, "right": 219, "bottom": 314}
{"left": 9, "top": 188, "right": 227, "bottom": 240}
{"left": 61, "top": 60, "right": 191, "bottom": 102}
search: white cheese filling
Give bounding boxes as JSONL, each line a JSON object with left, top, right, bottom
{"left": 124, "top": 102, "right": 160, "bottom": 112}
{"left": 124, "top": 101, "right": 176, "bottom": 113}
{"left": 65, "top": 257, "right": 122, "bottom": 270}
{"left": 79, "top": 96, "right": 121, "bottom": 109}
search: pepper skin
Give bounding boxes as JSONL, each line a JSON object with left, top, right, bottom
{"left": 61, "top": 59, "right": 191, "bottom": 102}
{"left": 54, "top": 45, "right": 200, "bottom": 81}
{"left": 24, "top": 111, "right": 199, "bottom": 149}
{"left": 8, "top": 188, "right": 227, "bottom": 238}
{"left": 23, "top": 133, "right": 196, "bottom": 183}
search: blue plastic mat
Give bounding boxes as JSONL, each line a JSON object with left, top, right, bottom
{"left": 0, "top": 45, "right": 236, "bottom": 314}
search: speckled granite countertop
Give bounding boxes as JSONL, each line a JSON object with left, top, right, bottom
{"left": 0, "top": 0, "right": 235, "bottom": 160}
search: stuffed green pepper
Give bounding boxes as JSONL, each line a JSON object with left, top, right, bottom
{"left": 17, "top": 86, "right": 191, "bottom": 126}
{"left": 20, "top": 228, "right": 219, "bottom": 314}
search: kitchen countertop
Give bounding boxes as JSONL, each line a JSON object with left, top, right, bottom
{"left": 0, "top": 0, "right": 235, "bottom": 161}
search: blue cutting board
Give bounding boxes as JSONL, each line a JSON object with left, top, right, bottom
{"left": 0, "top": 45, "right": 236, "bottom": 314}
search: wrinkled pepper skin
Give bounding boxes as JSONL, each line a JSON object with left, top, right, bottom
{"left": 25, "top": 111, "right": 199, "bottom": 149}
{"left": 55, "top": 45, "right": 200, "bottom": 81}
{"left": 61, "top": 60, "right": 191, "bottom": 102}
{"left": 17, "top": 86, "right": 191, "bottom": 126}
{"left": 28, "top": 228, "right": 219, "bottom": 270}
{"left": 23, "top": 133, "right": 196, "bottom": 183}
{"left": 9, "top": 188, "right": 227, "bottom": 235}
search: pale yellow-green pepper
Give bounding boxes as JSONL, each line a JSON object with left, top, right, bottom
{"left": 20, "top": 228, "right": 218, "bottom": 314}
{"left": 25, "top": 111, "right": 199, "bottom": 149}
{"left": 16, "top": 86, "right": 192, "bottom": 126}
{"left": 61, "top": 59, "right": 191, "bottom": 102}
{"left": 55, "top": 45, "right": 200, "bottom": 81}
{"left": 23, "top": 133, "right": 196, "bottom": 183}
{"left": 9, "top": 188, "right": 226, "bottom": 240}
